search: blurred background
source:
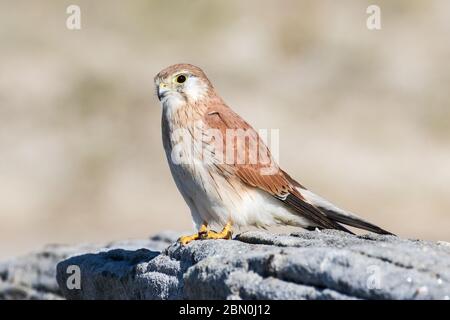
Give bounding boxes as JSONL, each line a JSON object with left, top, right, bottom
{"left": 1, "top": 0, "right": 449, "bottom": 259}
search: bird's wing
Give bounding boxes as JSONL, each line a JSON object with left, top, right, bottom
{"left": 236, "top": 165, "right": 354, "bottom": 232}
{"left": 203, "top": 103, "right": 395, "bottom": 235}
{"left": 203, "top": 104, "right": 353, "bottom": 232}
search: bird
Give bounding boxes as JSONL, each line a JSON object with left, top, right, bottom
{"left": 154, "top": 63, "right": 394, "bottom": 245}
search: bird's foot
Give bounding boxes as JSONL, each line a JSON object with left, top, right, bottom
{"left": 178, "top": 223, "right": 232, "bottom": 245}
{"left": 178, "top": 233, "right": 200, "bottom": 245}
{"left": 199, "top": 222, "right": 232, "bottom": 240}
{"left": 178, "top": 224, "right": 208, "bottom": 245}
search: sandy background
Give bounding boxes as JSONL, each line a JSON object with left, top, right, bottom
{"left": 1, "top": 0, "right": 449, "bottom": 259}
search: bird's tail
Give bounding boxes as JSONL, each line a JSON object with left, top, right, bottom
{"left": 299, "top": 188, "right": 395, "bottom": 236}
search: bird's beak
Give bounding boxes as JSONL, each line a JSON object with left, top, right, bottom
{"left": 157, "top": 82, "right": 169, "bottom": 101}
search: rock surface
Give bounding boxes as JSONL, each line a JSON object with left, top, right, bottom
{"left": 0, "top": 231, "right": 179, "bottom": 299}
{"left": 54, "top": 230, "right": 450, "bottom": 300}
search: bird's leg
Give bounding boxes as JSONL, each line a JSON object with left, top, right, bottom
{"left": 199, "top": 222, "right": 233, "bottom": 240}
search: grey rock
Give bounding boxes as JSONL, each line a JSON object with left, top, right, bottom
{"left": 0, "top": 243, "right": 100, "bottom": 299}
{"left": 0, "top": 281, "right": 62, "bottom": 300}
{"left": 0, "top": 233, "right": 177, "bottom": 300}
{"left": 55, "top": 230, "right": 450, "bottom": 300}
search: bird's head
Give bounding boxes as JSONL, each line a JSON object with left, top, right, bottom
{"left": 154, "top": 64, "right": 214, "bottom": 108}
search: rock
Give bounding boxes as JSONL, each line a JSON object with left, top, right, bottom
{"left": 55, "top": 230, "right": 450, "bottom": 300}
{"left": 0, "top": 281, "right": 62, "bottom": 300}
{"left": 0, "top": 232, "right": 179, "bottom": 300}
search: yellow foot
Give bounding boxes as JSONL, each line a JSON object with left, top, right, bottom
{"left": 178, "top": 224, "right": 208, "bottom": 245}
{"left": 178, "top": 223, "right": 233, "bottom": 245}
{"left": 199, "top": 222, "right": 233, "bottom": 240}
{"left": 178, "top": 233, "right": 200, "bottom": 245}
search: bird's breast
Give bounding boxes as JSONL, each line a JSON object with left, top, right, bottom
{"left": 161, "top": 106, "right": 220, "bottom": 189}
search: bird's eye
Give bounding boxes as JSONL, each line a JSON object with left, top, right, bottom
{"left": 175, "top": 75, "right": 186, "bottom": 84}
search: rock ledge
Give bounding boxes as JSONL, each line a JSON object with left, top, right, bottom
{"left": 55, "top": 230, "right": 450, "bottom": 300}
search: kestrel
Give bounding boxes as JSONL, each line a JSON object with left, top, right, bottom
{"left": 154, "top": 63, "right": 394, "bottom": 244}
